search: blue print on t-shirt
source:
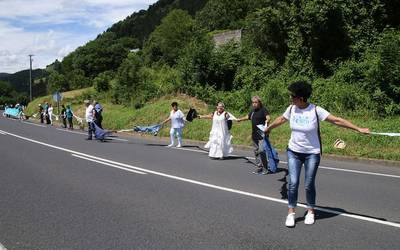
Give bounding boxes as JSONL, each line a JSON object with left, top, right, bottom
{"left": 293, "top": 115, "right": 310, "bottom": 126}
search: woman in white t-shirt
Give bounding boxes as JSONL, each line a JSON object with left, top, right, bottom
{"left": 162, "top": 102, "right": 185, "bottom": 148}
{"left": 265, "top": 81, "right": 370, "bottom": 228}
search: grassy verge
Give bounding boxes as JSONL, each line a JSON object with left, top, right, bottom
{"left": 26, "top": 90, "right": 400, "bottom": 161}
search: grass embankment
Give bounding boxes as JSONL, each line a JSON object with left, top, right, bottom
{"left": 26, "top": 89, "right": 400, "bottom": 161}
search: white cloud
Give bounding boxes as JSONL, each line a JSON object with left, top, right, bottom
{"left": 0, "top": 21, "right": 90, "bottom": 73}
{"left": 0, "top": 0, "right": 158, "bottom": 73}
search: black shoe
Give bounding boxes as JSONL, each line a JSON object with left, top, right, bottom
{"left": 85, "top": 138, "right": 92, "bottom": 140}
{"left": 252, "top": 167, "right": 264, "bottom": 175}
{"left": 262, "top": 170, "right": 272, "bottom": 175}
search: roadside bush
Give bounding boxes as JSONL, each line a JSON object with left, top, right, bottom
{"left": 93, "top": 71, "right": 114, "bottom": 92}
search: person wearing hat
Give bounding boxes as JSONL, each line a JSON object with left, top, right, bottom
{"left": 161, "top": 102, "right": 185, "bottom": 147}
{"left": 84, "top": 100, "right": 95, "bottom": 140}
{"left": 265, "top": 80, "right": 370, "bottom": 227}
{"left": 199, "top": 102, "right": 233, "bottom": 159}
{"left": 237, "top": 96, "right": 271, "bottom": 174}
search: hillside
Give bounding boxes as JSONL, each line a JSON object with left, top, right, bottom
{"left": 0, "top": 69, "right": 48, "bottom": 96}
{"left": 108, "top": 0, "right": 208, "bottom": 46}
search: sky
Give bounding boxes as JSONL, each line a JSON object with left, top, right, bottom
{"left": 0, "top": 0, "right": 158, "bottom": 74}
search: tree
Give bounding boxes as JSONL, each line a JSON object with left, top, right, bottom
{"left": 0, "top": 80, "right": 14, "bottom": 97}
{"left": 245, "top": 4, "right": 290, "bottom": 64}
{"left": 66, "top": 69, "right": 90, "bottom": 89}
{"left": 71, "top": 32, "right": 132, "bottom": 78}
{"left": 143, "top": 9, "right": 195, "bottom": 66}
{"left": 47, "top": 72, "right": 68, "bottom": 93}
{"left": 196, "top": 0, "right": 257, "bottom": 30}
{"left": 113, "top": 53, "right": 143, "bottom": 104}
{"left": 177, "top": 30, "right": 214, "bottom": 87}
{"left": 94, "top": 71, "right": 114, "bottom": 92}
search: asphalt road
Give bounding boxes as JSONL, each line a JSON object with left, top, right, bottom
{"left": 0, "top": 115, "right": 399, "bottom": 249}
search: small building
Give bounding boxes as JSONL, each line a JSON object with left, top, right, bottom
{"left": 212, "top": 29, "right": 242, "bottom": 47}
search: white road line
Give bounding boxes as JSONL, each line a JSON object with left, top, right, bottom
{"left": 21, "top": 121, "right": 47, "bottom": 127}
{"left": 0, "top": 131, "right": 5, "bottom": 135}
{"left": 1, "top": 128, "right": 400, "bottom": 229}
{"left": 318, "top": 166, "right": 400, "bottom": 179}
{"left": 172, "top": 148, "right": 400, "bottom": 179}
{"left": 271, "top": 159, "right": 400, "bottom": 179}
{"left": 71, "top": 154, "right": 146, "bottom": 175}
{"left": 109, "top": 137, "right": 129, "bottom": 142}
{"left": 0, "top": 242, "right": 6, "bottom": 250}
{"left": 56, "top": 128, "right": 129, "bottom": 142}
{"left": 171, "top": 147, "right": 208, "bottom": 154}
{"left": 57, "top": 128, "right": 86, "bottom": 135}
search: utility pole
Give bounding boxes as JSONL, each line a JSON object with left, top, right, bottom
{"left": 28, "top": 54, "right": 34, "bottom": 102}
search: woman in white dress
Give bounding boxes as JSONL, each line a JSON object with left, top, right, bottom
{"left": 47, "top": 103, "right": 54, "bottom": 125}
{"left": 199, "top": 102, "right": 233, "bottom": 159}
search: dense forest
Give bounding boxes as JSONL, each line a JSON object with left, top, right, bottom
{"left": 0, "top": 69, "right": 48, "bottom": 105}
{"left": 4, "top": 0, "right": 400, "bottom": 116}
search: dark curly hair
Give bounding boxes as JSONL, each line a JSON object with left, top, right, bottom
{"left": 288, "top": 81, "right": 312, "bottom": 101}
{"left": 171, "top": 102, "right": 178, "bottom": 107}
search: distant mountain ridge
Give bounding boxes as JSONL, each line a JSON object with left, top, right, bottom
{"left": 0, "top": 69, "right": 48, "bottom": 94}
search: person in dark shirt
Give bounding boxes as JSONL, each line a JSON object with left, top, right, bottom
{"left": 61, "top": 104, "right": 67, "bottom": 128}
{"left": 38, "top": 104, "right": 44, "bottom": 123}
{"left": 237, "top": 96, "right": 271, "bottom": 174}
{"left": 93, "top": 101, "right": 103, "bottom": 129}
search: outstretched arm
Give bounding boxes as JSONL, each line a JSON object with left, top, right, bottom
{"left": 325, "top": 115, "right": 370, "bottom": 134}
{"left": 161, "top": 117, "right": 171, "bottom": 125}
{"left": 236, "top": 116, "right": 249, "bottom": 122}
{"left": 265, "top": 116, "right": 287, "bottom": 134}
{"left": 198, "top": 114, "right": 213, "bottom": 120}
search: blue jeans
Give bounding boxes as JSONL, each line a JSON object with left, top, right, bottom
{"left": 287, "top": 149, "right": 321, "bottom": 209}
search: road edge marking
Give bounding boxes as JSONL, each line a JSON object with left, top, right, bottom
{"left": 1, "top": 128, "right": 400, "bottom": 229}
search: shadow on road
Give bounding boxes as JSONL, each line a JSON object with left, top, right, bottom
{"left": 277, "top": 167, "right": 289, "bottom": 200}
{"left": 292, "top": 204, "right": 391, "bottom": 224}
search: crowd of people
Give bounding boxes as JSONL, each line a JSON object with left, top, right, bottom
{"left": 35, "top": 100, "right": 102, "bottom": 132}
{"left": 37, "top": 102, "right": 56, "bottom": 125}
{"left": 3, "top": 103, "right": 25, "bottom": 118}
{"left": 5, "top": 80, "right": 370, "bottom": 227}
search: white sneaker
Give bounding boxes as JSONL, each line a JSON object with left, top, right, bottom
{"left": 285, "top": 213, "right": 296, "bottom": 227}
{"left": 304, "top": 212, "right": 315, "bottom": 225}
{"left": 176, "top": 144, "right": 182, "bottom": 148}
{"left": 166, "top": 144, "right": 173, "bottom": 147}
